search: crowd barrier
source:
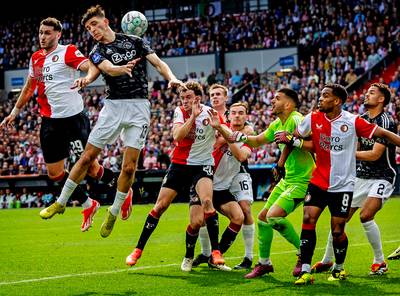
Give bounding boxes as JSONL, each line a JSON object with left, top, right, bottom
{"left": 0, "top": 166, "right": 276, "bottom": 205}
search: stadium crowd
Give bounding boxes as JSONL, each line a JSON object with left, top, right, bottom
{"left": 1, "top": 0, "right": 400, "bottom": 208}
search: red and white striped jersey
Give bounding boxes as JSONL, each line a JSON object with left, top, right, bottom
{"left": 29, "top": 44, "right": 88, "bottom": 118}
{"left": 171, "top": 104, "right": 223, "bottom": 165}
{"left": 297, "top": 110, "right": 377, "bottom": 192}
{"left": 212, "top": 141, "right": 251, "bottom": 190}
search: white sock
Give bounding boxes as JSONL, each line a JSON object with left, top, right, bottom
{"left": 362, "top": 220, "right": 384, "bottom": 263}
{"left": 333, "top": 263, "right": 344, "bottom": 270}
{"left": 301, "top": 263, "right": 311, "bottom": 273}
{"left": 259, "top": 257, "right": 272, "bottom": 265}
{"left": 321, "top": 231, "right": 335, "bottom": 264}
{"left": 199, "top": 226, "right": 211, "bottom": 257}
{"left": 242, "top": 223, "right": 255, "bottom": 260}
{"left": 57, "top": 179, "right": 78, "bottom": 206}
{"left": 110, "top": 190, "right": 128, "bottom": 216}
{"left": 82, "top": 198, "right": 93, "bottom": 209}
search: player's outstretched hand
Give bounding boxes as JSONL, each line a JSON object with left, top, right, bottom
{"left": 71, "top": 77, "right": 90, "bottom": 90}
{"left": 227, "top": 131, "right": 248, "bottom": 143}
{"left": 123, "top": 58, "right": 141, "bottom": 77}
{"left": 207, "top": 108, "right": 221, "bottom": 129}
{"left": 274, "top": 131, "right": 294, "bottom": 145}
{"left": 191, "top": 97, "right": 202, "bottom": 118}
{"left": 0, "top": 114, "right": 16, "bottom": 129}
{"left": 168, "top": 79, "right": 184, "bottom": 89}
{"left": 272, "top": 165, "right": 285, "bottom": 182}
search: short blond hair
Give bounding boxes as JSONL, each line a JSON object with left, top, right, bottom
{"left": 230, "top": 102, "right": 248, "bottom": 113}
{"left": 209, "top": 84, "right": 228, "bottom": 97}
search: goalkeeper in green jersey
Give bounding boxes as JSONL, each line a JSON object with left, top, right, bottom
{"left": 225, "top": 88, "right": 315, "bottom": 278}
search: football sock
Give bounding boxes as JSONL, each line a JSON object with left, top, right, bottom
{"left": 82, "top": 198, "right": 93, "bottom": 209}
{"left": 109, "top": 190, "right": 128, "bottom": 216}
{"left": 219, "top": 222, "right": 241, "bottom": 254}
{"left": 257, "top": 219, "right": 273, "bottom": 259}
{"left": 205, "top": 211, "right": 220, "bottom": 251}
{"left": 299, "top": 223, "right": 316, "bottom": 266}
{"left": 268, "top": 217, "right": 300, "bottom": 249}
{"left": 259, "top": 257, "right": 272, "bottom": 265}
{"left": 57, "top": 178, "right": 79, "bottom": 206}
{"left": 362, "top": 220, "right": 384, "bottom": 263}
{"left": 136, "top": 209, "right": 160, "bottom": 250}
{"left": 321, "top": 231, "right": 335, "bottom": 263}
{"left": 332, "top": 232, "right": 348, "bottom": 265}
{"left": 199, "top": 226, "right": 211, "bottom": 257}
{"left": 54, "top": 172, "right": 89, "bottom": 206}
{"left": 242, "top": 223, "right": 255, "bottom": 260}
{"left": 185, "top": 225, "right": 199, "bottom": 258}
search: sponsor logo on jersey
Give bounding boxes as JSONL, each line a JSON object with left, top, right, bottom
{"left": 111, "top": 49, "right": 137, "bottom": 64}
{"left": 92, "top": 53, "right": 101, "bottom": 64}
{"left": 52, "top": 55, "right": 59, "bottom": 62}
{"left": 319, "top": 133, "right": 343, "bottom": 151}
{"left": 316, "top": 123, "right": 323, "bottom": 130}
{"left": 340, "top": 124, "right": 348, "bottom": 132}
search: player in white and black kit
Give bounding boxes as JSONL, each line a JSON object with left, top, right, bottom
{"left": 313, "top": 83, "right": 396, "bottom": 275}
{"left": 1, "top": 17, "right": 117, "bottom": 232}
{"left": 43, "top": 5, "right": 182, "bottom": 239}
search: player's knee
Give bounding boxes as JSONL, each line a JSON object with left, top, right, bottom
{"left": 202, "top": 198, "right": 213, "bottom": 210}
{"left": 231, "top": 212, "right": 244, "bottom": 225}
{"left": 79, "top": 152, "right": 96, "bottom": 167}
{"left": 302, "top": 212, "right": 316, "bottom": 224}
{"left": 190, "top": 216, "right": 204, "bottom": 230}
{"left": 359, "top": 211, "right": 374, "bottom": 223}
{"left": 121, "top": 162, "right": 136, "bottom": 176}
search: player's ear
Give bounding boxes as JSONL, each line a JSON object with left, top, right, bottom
{"left": 104, "top": 18, "right": 109, "bottom": 26}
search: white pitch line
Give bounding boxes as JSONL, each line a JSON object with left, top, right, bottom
{"left": 1, "top": 239, "right": 399, "bottom": 286}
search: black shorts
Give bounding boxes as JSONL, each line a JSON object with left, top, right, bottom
{"left": 40, "top": 112, "right": 90, "bottom": 164}
{"left": 212, "top": 190, "right": 236, "bottom": 211}
{"left": 162, "top": 163, "right": 213, "bottom": 204}
{"left": 304, "top": 183, "right": 353, "bottom": 218}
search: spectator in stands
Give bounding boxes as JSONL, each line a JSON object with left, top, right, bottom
{"left": 4, "top": 188, "right": 15, "bottom": 208}
{"left": 143, "top": 150, "right": 158, "bottom": 170}
{"left": 345, "top": 68, "right": 358, "bottom": 85}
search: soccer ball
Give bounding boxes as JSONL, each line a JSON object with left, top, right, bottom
{"left": 121, "top": 11, "right": 148, "bottom": 37}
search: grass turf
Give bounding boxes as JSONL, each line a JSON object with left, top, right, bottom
{"left": 0, "top": 198, "right": 399, "bottom": 295}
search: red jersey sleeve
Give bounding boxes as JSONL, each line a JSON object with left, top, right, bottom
{"left": 65, "top": 44, "right": 88, "bottom": 70}
{"left": 355, "top": 116, "right": 378, "bottom": 139}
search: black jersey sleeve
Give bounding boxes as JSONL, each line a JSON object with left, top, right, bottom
{"left": 89, "top": 44, "right": 107, "bottom": 66}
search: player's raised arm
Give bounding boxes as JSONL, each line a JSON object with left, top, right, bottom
{"left": 1, "top": 76, "right": 36, "bottom": 128}
{"left": 146, "top": 53, "right": 183, "bottom": 88}
{"left": 72, "top": 60, "right": 101, "bottom": 89}
{"left": 356, "top": 142, "right": 385, "bottom": 161}
{"left": 372, "top": 127, "right": 400, "bottom": 147}
{"left": 96, "top": 57, "right": 141, "bottom": 77}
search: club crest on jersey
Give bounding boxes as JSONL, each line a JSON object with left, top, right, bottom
{"left": 52, "top": 55, "right": 59, "bottom": 62}
{"left": 202, "top": 118, "right": 210, "bottom": 126}
{"left": 74, "top": 50, "right": 84, "bottom": 57}
{"left": 340, "top": 124, "right": 348, "bottom": 132}
{"left": 123, "top": 41, "right": 133, "bottom": 49}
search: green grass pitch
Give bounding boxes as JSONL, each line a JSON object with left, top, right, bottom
{"left": 1, "top": 198, "right": 399, "bottom": 295}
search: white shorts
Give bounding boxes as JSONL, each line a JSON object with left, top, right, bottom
{"left": 351, "top": 177, "right": 394, "bottom": 208}
{"left": 88, "top": 99, "right": 150, "bottom": 150}
{"left": 230, "top": 172, "right": 253, "bottom": 203}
